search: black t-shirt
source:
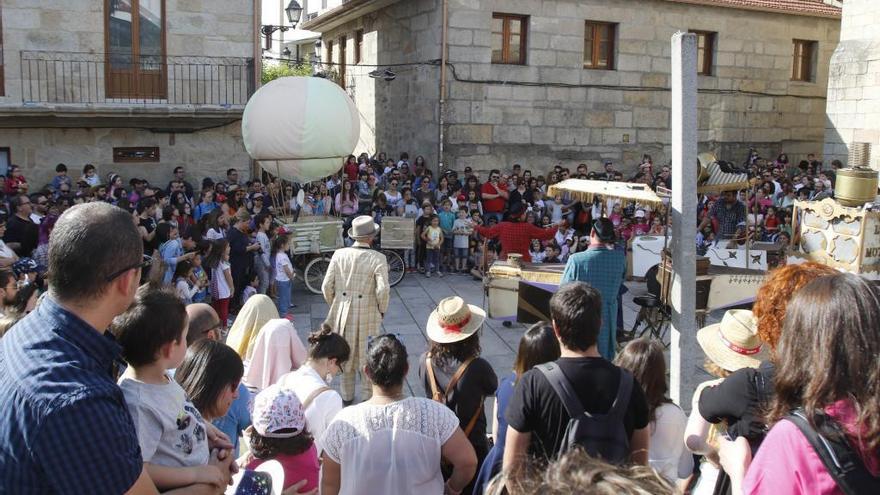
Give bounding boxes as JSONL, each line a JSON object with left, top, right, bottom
{"left": 139, "top": 217, "right": 157, "bottom": 254}
{"left": 505, "top": 356, "right": 650, "bottom": 462}
{"left": 699, "top": 361, "right": 776, "bottom": 447}
{"left": 418, "top": 352, "right": 498, "bottom": 457}
{"left": 5, "top": 214, "right": 38, "bottom": 257}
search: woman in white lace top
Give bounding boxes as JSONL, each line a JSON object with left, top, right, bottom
{"left": 320, "top": 334, "right": 477, "bottom": 495}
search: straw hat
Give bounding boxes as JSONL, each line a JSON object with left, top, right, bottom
{"left": 347, "top": 215, "right": 380, "bottom": 240}
{"left": 426, "top": 296, "right": 486, "bottom": 344}
{"left": 697, "top": 310, "right": 768, "bottom": 371}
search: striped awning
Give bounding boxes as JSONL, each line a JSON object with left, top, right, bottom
{"left": 697, "top": 161, "right": 751, "bottom": 194}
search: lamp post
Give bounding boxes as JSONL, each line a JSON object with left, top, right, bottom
{"left": 261, "top": 0, "right": 303, "bottom": 51}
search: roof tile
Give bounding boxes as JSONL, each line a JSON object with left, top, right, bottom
{"left": 664, "top": 0, "right": 841, "bottom": 18}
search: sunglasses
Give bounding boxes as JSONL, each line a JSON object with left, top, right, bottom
{"left": 105, "top": 255, "right": 152, "bottom": 282}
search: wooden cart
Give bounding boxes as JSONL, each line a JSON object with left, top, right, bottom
{"left": 281, "top": 215, "right": 411, "bottom": 294}
{"left": 282, "top": 215, "right": 344, "bottom": 294}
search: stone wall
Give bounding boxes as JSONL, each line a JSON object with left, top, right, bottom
{"left": 443, "top": 0, "right": 840, "bottom": 176}
{"left": 824, "top": 0, "right": 880, "bottom": 169}
{"left": 318, "top": 0, "right": 445, "bottom": 170}
{"left": 0, "top": 0, "right": 255, "bottom": 185}
{"left": 1, "top": 0, "right": 255, "bottom": 102}
{"left": 0, "top": 123, "right": 247, "bottom": 189}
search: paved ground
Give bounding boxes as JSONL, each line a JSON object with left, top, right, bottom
{"left": 288, "top": 270, "right": 720, "bottom": 408}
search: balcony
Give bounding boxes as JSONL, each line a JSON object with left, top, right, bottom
{"left": 1, "top": 51, "right": 256, "bottom": 132}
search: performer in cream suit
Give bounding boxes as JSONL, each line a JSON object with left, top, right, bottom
{"left": 322, "top": 215, "right": 390, "bottom": 403}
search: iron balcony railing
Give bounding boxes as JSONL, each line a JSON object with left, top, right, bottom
{"left": 19, "top": 51, "right": 255, "bottom": 107}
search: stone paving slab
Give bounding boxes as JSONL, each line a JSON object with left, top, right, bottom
{"left": 291, "top": 272, "right": 721, "bottom": 409}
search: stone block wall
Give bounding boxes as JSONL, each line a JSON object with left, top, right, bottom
{"left": 318, "top": 0, "right": 445, "bottom": 171}
{"left": 443, "top": 0, "right": 840, "bottom": 176}
{"left": 0, "top": 1, "right": 256, "bottom": 185}
{"left": 824, "top": 0, "right": 880, "bottom": 170}
{"left": 0, "top": 123, "right": 246, "bottom": 190}
{"left": 1, "top": 0, "right": 255, "bottom": 102}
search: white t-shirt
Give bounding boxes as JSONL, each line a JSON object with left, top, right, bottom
{"left": 275, "top": 252, "right": 293, "bottom": 282}
{"left": 118, "top": 374, "right": 210, "bottom": 468}
{"left": 0, "top": 240, "right": 16, "bottom": 260}
{"left": 649, "top": 403, "right": 693, "bottom": 481}
{"left": 279, "top": 365, "right": 343, "bottom": 455}
{"left": 452, "top": 219, "right": 471, "bottom": 249}
{"left": 321, "top": 397, "right": 458, "bottom": 495}
{"left": 212, "top": 261, "right": 232, "bottom": 300}
{"left": 206, "top": 228, "right": 225, "bottom": 240}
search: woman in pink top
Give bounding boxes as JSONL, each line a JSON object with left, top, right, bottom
{"left": 720, "top": 273, "right": 880, "bottom": 495}
{"left": 335, "top": 180, "right": 358, "bottom": 217}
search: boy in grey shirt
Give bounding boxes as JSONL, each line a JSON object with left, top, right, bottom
{"left": 114, "top": 286, "right": 229, "bottom": 492}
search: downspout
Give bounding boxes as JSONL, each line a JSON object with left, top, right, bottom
{"left": 252, "top": 0, "right": 263, "bottom": 180}
{"left": 438, "top": 0, "right": 449, "bottom": 175}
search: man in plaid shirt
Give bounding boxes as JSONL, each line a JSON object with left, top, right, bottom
{"left": 473, "top": 203, "right": 557, "bottom": 262}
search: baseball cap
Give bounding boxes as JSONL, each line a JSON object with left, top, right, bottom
{"left": 251, "top": 384, "right": 306, "bottom": 438}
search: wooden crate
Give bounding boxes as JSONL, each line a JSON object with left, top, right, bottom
{"left": 380, "top": 217, "right": 415, "bottom": 249}
{"left": 284, "top": 216, "right": 344, "bottom": 255}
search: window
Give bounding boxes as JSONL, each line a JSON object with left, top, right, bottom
{"left": 491, "top": 13, "right": 528, "bottom": 65}
{"left": 792, "top": 39, "right": 816, "bottom": 82}
{"left": 326, "top": 39, "right": 333, "bottom": 66}
{"left": 354, "top": 29, "right": 363, "bottom": 64}
{"left": 105, "top": 0, "right": 166, "bottom": 99}
{"left": 691, "top": 30, "right": 716, "bottom": 76}
{"left": 339, "top": 36, "right": 347, "bottom": 87}
{"left": 584, "top": 21, "right": 616, "bottom": 70}
{"left": 113, "top": 147, "right": 160, "bottom": 163}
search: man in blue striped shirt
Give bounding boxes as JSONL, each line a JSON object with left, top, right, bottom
{"left": 0, "top": 202, "right": 156, "bottom": 494}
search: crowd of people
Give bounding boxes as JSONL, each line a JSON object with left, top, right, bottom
{"left": 0, "top": 149, "right": 876, "bottom": 495}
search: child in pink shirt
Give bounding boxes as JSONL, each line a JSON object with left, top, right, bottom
{"left": 245, "top": 384, "right": 319, "bottom": 492}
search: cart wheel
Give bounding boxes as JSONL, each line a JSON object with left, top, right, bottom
{"left": 379, "top": 249, "right": 406, "bottom": 287}
{"left": 304, "top": 257, "right": 331, "bottom": 295}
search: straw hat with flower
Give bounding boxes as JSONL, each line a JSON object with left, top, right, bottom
{"left": 697, "top": 309, "right": 768, "bottom": 371}
{"left": 426, "top": 296, "right": 486, "bottom": 344}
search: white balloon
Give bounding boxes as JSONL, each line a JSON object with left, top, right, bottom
{"left": 242, "top": 76, "right": 360, "bottom": 183}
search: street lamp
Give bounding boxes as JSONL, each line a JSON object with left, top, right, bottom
{"left": 262, "top": 1, "right": 303, "bottom": 51}
{"left": 285, "top": 0, "right": 303, "bottom": 25}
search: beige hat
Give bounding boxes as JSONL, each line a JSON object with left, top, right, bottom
{"left": 426, "top": 296, "right": 486, "bottom": 344}
{"left": 697, "top": 309, "right": 768, "bottom": 371}
{"left": 347, "top": 215, "right": 380, "bottom": 239}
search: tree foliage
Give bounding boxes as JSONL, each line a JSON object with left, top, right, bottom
{"left": 261, "top": 61, "right": 313, "bottom": 84}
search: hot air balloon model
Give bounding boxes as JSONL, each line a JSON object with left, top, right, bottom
{"left": 242, "top": 76, "right": 360, "bottom": 218}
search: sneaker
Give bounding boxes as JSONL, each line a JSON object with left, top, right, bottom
{"left": 437, "top": 271, "right": 444, "bottom": 277}
{"left": 425, "top": 271, "right": 431, "bottom": 278}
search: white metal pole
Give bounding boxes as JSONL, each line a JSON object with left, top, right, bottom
{"left": 670, "top": 32, "right": 700, "bottom": 409}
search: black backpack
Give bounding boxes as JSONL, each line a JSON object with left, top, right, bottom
{"left": 536, "top": 362, "right": 633, "bottom": 464}
{"left": 786, "top": 409, "right": 880, "bottom": 495}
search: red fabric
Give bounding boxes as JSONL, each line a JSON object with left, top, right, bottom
{"left": 475, "top": 221, "right": 556, "bottom": 262}
{"left": 5, "top": 176, "right": 26, "bottom": 194}
{"left": 211, "top": 297, "right": 230, "bottom": 328}
{"left": 246, "top": 445, "right": 320, "bottom": 491}
{"left": 481, "top": 182, "right": 508, "bottom": 213}
{"left": 344, "top": 162, "right": 359, "bottom": 182}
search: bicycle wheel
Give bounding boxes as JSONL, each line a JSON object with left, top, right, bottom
{"left": 304, "top": 257, "right": 331, "bottom": 295}
{"left": 380, "top": 249, "right": 406, "bottom": 287}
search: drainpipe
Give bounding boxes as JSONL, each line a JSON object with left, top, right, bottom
{"left": 438, "top": 0, "right": 449, "bottom": 175}
{"left": 252, "top": 0, "right": 263, "bottom": 180}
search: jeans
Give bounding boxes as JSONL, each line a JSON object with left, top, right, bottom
{"left": 426, "top": 249, "right": 440, "bottom": 273}
{"left": 275, "top": 279, "right": 292, "bottom": 315}
{"left": 484, "top": 212, "right": 504, "bottom": 224}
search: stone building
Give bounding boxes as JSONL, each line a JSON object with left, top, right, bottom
{"left": 0, "top": 0, "right": 258, "bottom": 188}
{"left": 303, "top": 0, "right": 841, "bottom": 176}
{"left": 823, "top": 0, "right": 880, "bottom": 169}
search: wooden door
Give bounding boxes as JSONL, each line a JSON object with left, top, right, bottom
{"left": 105, "top": 0, "right": 167, "bottom": 99}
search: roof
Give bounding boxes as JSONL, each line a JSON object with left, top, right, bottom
{"left": 663, "top": 0, "right": 841, "bottom": 18}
